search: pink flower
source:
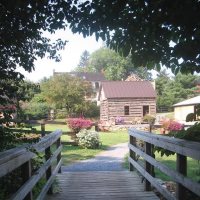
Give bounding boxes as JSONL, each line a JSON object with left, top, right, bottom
{"left": 67, "top": 118, "right": 93, "bottom": 133}
{"left": 168, "top": 121, "right": 183, "bottom": 131}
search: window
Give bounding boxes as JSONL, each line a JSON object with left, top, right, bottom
{"left": 95, "top": 82, "right": 99, "bottom": 89}
{"left": 124, "top": 106, "right": 129, "bottom": 115}
{"left": 143, "top": 105, "right": 149, "bottom": 116}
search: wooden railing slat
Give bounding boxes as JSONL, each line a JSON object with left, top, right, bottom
{"left": 0, "top": 130, "right": 62, "bottom": 178}
{"left": 11, "top": 145, "right": 62, "bottom": 200}
{"left": 0, "top": 130, "right": 62, "bottom": 200}
{"left": 0, "top": 151, "right": 34, "bottom": 178}
{"left": 128, "top": 128, "right": 200, "bottom": 200}
{"left": 0, "top": 144, "right": 29, "bottom": 164}
{"left": 129, "top": 128, "right": 200, "bottom": 160}
{"left": 129, "top": 143, "right": 200, "bottom": 197}
{"left": 129, "top": 157, "right": 176, "bottom": 200}
{"left": 36, "top": 158, "right": 62, "bottom": 200}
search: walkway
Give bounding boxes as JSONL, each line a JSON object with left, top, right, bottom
{"left": 62, "top": 143, "right": 129, "bottom": 172}
{"left": 45, "top": 143, "right": 159, "bottom": 200}
{"left": 46, "top": 171, "right": 159, "bottom": 200}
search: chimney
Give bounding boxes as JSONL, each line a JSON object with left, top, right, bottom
{"left": 151, "top": 80, "right": 156, "bottom": 90}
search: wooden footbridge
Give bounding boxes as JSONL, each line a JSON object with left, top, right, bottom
{"left": 0, "top": 129, "right": 200, "bottom": 200}
{"left": 45, "top": 171, "right": 158, "bottom": 200}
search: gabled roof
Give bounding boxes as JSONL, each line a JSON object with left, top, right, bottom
{"left": 173, "top": 96, "right": 200, "bottom": 107}
{"left": 100, "top": 81, "right": 156, "bottom": 98}
{"left": 125, "top": 74, "right": 144, "bottom": 81}
{"left": 69, "top": 72, "right": 106, "bottom": 81}
{"left": 54, "top": 71, "right": 106, "bottom": 82}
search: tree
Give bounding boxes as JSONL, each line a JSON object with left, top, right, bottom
{"left": 0, "top": 1, "right": 71, "bottom": 111}
{"left": 40, "top": 74, "right": 93, "bottom": 116}
{"left": 88, "top": 48, "right": 128, "bottom": 80}
{"left": 76, "top": 47, "right": 152, "bottom": 80}
{"left": 78, "top": 50, "right": 90, "bottom": 68}
{"left": 70, "top": 1, "right": 200, "bottom": 74}
{"left": 156, "top": 72, "right": 199, "bottom": 111}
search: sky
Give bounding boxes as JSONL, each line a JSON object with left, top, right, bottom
{"left": 18, "top": 28, "right": 174, "bottom": 82}
{"left": 19, "top": 28, "right": 103, "bottom": 82}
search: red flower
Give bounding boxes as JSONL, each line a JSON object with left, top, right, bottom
{"left": 67, "top": 118, "right": 93, "bottom": 133}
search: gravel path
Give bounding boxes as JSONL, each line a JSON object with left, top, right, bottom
{"left": 62, "top": 143, "right": 129, "bottom": 172}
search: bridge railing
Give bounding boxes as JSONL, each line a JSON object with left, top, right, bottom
{"left": 128, "top": 128, "right": 200, "bottom": 200}
{"left": 0, "top": 130, "right": 62, "bottom": 200}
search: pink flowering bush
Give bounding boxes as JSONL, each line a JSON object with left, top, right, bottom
{"left": 168, "top": 121, "right": 184, "bottom": 131}
{"left": 161, "top": 118, "right": 171, "bottom": 130}
{"left": 67, "top": 118, "right": 93, "bottom": 133}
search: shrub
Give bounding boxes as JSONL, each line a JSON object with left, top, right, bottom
{"left": 67, "top": 118, "right": 93, "bottom": 133}
{"left": 143, "top": 114, "right": 156, "bottom": 124}
{"left": 22, "top": 102, "right": 50, "bottom": 120}
{"left": 84, "top": 102, "right": 100, "bottom": 118}
{"left": 155, "top": 122, "right": 200, "bottom": 157}
{"left": 55, "top": 109, "right": 68, "bottom": 119}
{"left": 168, "top": 121, "right": 184, "bottom": 131}
{"left": 186, "top": 113, "right": 196, "bottom": 122}
{"left": 161, "top": 118, "right": 171, "bottom": 130}
{"left": 76, "top": 129, "right": 101, "bottom": 149}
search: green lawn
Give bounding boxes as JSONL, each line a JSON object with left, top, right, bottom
{"left": 62, "top": 130, "right": 128, "bottom": 165}
{"left": 32, "top": 123, "right": 70, "bottom": 132}
{"left": 155, "top": 153, "right": 200, "bottom": 182}
{"left": 32, "top": 119, "right": 200, "bottom": 183}
{"left": 124, "top": 152, "right": 200, "bottom": 182}
{"left": 32, "top": 120, "right": 129, "bottom": 165}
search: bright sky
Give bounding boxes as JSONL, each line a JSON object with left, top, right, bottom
{"left": 20, "top": 28, "right": 103, "bottom": 82}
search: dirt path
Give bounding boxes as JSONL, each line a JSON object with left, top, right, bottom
{"left": 62, "top": 143, "right": 129, "bottom": 172}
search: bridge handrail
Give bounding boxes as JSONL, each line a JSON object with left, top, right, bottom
{"left": 128, "top": 128, "right": 200, "bottom": 200}
{"left": 0, "top": 130, "right": 62, "bottom": 200}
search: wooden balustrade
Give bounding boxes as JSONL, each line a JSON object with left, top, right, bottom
{"left": 128, "top": 128, "right": 200, "bottom": 200}
{"left": 0, "top": 130, "right": 62, "bottom": 200}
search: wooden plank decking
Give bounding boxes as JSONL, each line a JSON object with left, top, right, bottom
{"left": 46, "top": 171, "right": 159, "bottom": 200}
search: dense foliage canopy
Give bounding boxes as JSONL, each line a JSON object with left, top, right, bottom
{"left": 1, "top": 0, "right": 200, "bottom": 118}
{"left": 156, "top": 71, "right": 199, "bottom": 111}
{"left": 0, "top": 0, "right": 71, "bottom": 108}
{"left": 70, "top": 0, "right": 200, "bottom": 74}
{"left": 76, "top": 48, "right": 153, "bottom": 80}
{"left": 40, "top": 74, "right": 93, "bottom": 116}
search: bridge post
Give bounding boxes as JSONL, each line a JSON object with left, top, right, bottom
{"left": 149, "top": 125, "right": 155, "bottom": 178}
{"left": 129, "top": 135, "right": 136, "bottom": 171}
{"left": 56, "top": 137, "right": 62, "bottom": 173}
{"left": 45, "top": 146, "right": 53, "bottom": 194}
{"left": 41, "top": 122, "right": 45, "bottom": 137}
{"left": 145, "top": 142, "right": 153, "bottom": 191}
{"left": 176, "top": 154, "right": 187, "bottom": 200}
{"left": 21, "top": 160, "right": 33, "bottom": 200}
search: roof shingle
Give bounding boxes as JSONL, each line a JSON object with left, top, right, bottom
{"left": 101, "top": 81, "right": 156, "bottom": 98}
{"left": 69, "top": 72, "right": 106, "bottom": 81}
{"left": 173, "top": 95, "right": 200, "bottom": 107}
{"left": 54, "top": 72, "right": 106, "bottom": 82}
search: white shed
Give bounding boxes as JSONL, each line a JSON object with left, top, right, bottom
{"left": 173, "top": 96, "right": 200, "bottom": 121}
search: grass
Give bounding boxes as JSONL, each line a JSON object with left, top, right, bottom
{"left": 31, "top": 120, "right": 129, "bottom": 165}
{"left": 155, "top": 152, "right": 200, "bottom": 182}
{"left": 31, "top": 119, "right": 200, "bottom": 183}
{"left": 124, "top": 152, "right": 200, "bottom": 182}
{"left": 32, "top": 123, "right": 70, "bottom": 132}
{"left": 62, "top": 130, "right": 128, "bottom": 165}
